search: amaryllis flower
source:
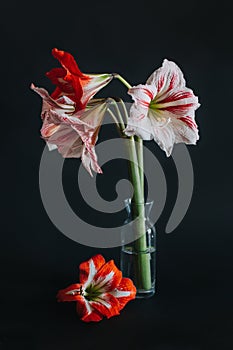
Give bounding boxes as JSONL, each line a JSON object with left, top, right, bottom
{"left": 31, "top": 48, "right": 112, "bottom": 175}
{"left": 46, "top": 48, "right": 113, "bottom": 111}
{"left": 31, "top": 84, "right": 107, "bottom": 175}
{"left": 124, "top": 59, "right": 200, "bottom": 156}
{"left": 57, "top": 254, "right": 136, "bottom": 322}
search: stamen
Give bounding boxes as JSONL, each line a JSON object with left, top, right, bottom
{"left": 67, "top": 285, "right": 84, "bottom": 296}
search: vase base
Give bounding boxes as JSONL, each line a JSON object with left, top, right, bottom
{"left": 136, "top": 288, "right": 155, "bottom": 299}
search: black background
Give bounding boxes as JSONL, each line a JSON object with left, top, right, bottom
{"left": 1, "top": 0, "right": 233, "bottom": 349}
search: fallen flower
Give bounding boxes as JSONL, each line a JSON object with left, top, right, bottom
{"left": 57, "top": 254, "right": 136, "bottom": 322}
{"left": 124, "top": 59, "right": 200, "bottom": 156}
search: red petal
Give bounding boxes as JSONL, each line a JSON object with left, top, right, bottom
{"left": 46, "top": 67, "right": 66, "bottom": 87}
{"left": 157, "top": 90, "right": 194, "bottom": 104}
{"left": 46, "top": 49, "right": 85, "bottom": 110}
{"left": 90, "top": 293, "right": 120, "bottom": 319}
{"left": 92, "top": 260, "right": 122, "bottom": 292}
{"left": 179, "top": 116, "right": 197, "bottom": 130}
{"left": 81, "top": 310, "right": 103, "bottom": 322}
{"left": 158, "top": 103, "right": 196, "bottom": 115}
{"left": 79, "top": 254, "right": 106, "bottom": 285}
{"left": 110, "top": 277, "right": 136, "bottom": 310}
{"left": 74, "top": 297, "right": 102, "bottom": 322}
{"left": 56, "top": 283, "right": 83, "bottom": 302}
{"left": 52, "top": 48, "right": 84, "bottom": 77}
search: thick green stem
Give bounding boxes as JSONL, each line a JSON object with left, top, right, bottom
{"left": 128, "top": 137, "right": 141, "bottom": 202}
{"left": 113, "top": 98, "right": 151, "bottom": 291}
{"left": 127, "top": 136, "right": 151, "bottom": 291}
{"left": 135, "top": 136, "right": 144, "bottom": 191}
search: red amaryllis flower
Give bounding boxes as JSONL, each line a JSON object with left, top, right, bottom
{"left": 57, "top": 254, "right": 136, "bottom": 322}
{"left": 124, "top": 59, "right": 200, "bottom": 156}
{"left": 31, "top": 84, "right": 107, "bottom": 175}
{"left": 46, "top": 48, "right": 113, "bottom": 111}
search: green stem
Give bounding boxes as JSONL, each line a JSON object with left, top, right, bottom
{"left": 118, "top": 98, "right": 129, "bottom": 124}
{"left": 112, "top": 99, "right": 151, "bottom": 291}
{"left": 113, "top": 74, "right": 132, "bottom": 89}
{"left": 127, "top": 137, "right": 151, "bottom": 291}
{"left": 107, "top": 108, "right": 120, "bottom": 128}
{"left": 128, "top": 137, "right": 141, "bottom": 203}
{"left": 135, "top": 136, "right": 144, "bottom": 192}
{"left": 107, "top": 108, "right": 121, "bottom": 130}
{"left": 108, "top": 98, "right": 125, "bottom": 131}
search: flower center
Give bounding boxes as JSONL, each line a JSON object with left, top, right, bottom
{"left": 149, "top": 98, "right": 159, "bottom": 110}
{"left": 85, "top": 284, "right": 102, "bottom": 301}
{"left": 149, "top": 98, "right": 168, "bottom": 123}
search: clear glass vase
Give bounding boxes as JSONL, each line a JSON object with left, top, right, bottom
{"left": 120, "top": 199, "right": 156, "bottom": 298}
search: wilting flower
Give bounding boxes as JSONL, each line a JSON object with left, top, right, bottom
{"left": 31, "top": 84, "right": 107, "bottom": 175}
{"left": 124, "top": 59, "right": 200, "bottom": 156}
{"left": 46, "top": 48, "right": 113, "bottom": 110}
{"left": 31, "top": 48, "right": 113, "bottom": 175}
{"left": 57, "top": 254, "right": 136, "bottom": 322}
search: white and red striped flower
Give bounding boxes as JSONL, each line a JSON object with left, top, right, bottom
{"left": 57, "top": 254, "right": 136, "bottom": 322}
{"left": 124, "top": 59, "right": 200, "bottom": 156}
{"left": 31, "top": 84, "right": 107, "bottom": 176}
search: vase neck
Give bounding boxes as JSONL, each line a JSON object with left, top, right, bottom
{"left": 124, "top": 198, "right": 154, "bottom": 218}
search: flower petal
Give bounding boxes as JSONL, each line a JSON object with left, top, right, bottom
{"left": 45, "top": 99, "right": 107, "bottom": 173}
{"left": 109, "top": 277, "right": 136, "bottom": 310}
{"left": 30, "top": 84, "right": 75, "bottom": 117}
{"left": 51, "top": 48, "right": 84, "bottom": 77}
{"left": 89, "top": 293, "right": 120, "bottom": 319}
{"left": 128, "top": 84, "right": 157, "bottom": 109}
{"left": 154, "top": 88, "right": 200, "bottom": 117}
{"left": 79, "top": 254, "right": 106, "bottom": 286}
{"left": 46, "top": 48, "right": 86, "bottom": 109}
{"left": 146, "top": 59, "right": 186, "bottom": 95}
{"left": 81, "top": 145, "right": 103, "bottom": 176}
{"left": 173, "top": 113, "right": 199, "bottom": 145}
{"left": 150, "top": 111, "right": 199, "bottom": 156}
{"left": 57, "top": 283, "right": 83, "bottom": 302}
{"left": 76, "top": 299, "right": 103, "bottom": 322}
{"left": 47, "top": 124, "right": 84, "bottom": 158}
{"left": 45, "top": 112, "right": 103, "bottom": 174}
{"left": 41, "top": 121, "right": 60, "bottom": 138}
{"left": 124, "top": 84, "right": 156, "bottom": 139}
{"left": 92, "top": 259, "right": 122, "bottom": 292}
{"left": 147, "top": 111, "right": 176, "bottom": 156}
{"left": 54, "top": 102, "right": 107, "bottom": 175}
{"left": 124, "top": 103, "right": 154, "bottom": 140}
{"left": 81, "top": 74, "right": 113, "bottom": 106}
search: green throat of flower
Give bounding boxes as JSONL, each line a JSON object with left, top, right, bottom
{"left": 85, "top": 284, "right": 102, "bottom": 301}
{"left": 149, "top": 99, "right": 159, "bottom": 110}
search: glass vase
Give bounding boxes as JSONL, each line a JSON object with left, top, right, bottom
{"left": 120, "top": 199, "right": 156, "bottom": 298}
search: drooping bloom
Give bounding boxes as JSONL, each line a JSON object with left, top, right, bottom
{"left": 31, "top": 48, "right": 113, "bottom": 175}
{"left": 124, "top": 59, "right": 200, "bottom": 156}
{"left": 57, "top": 254, "right": 136, "bottom": 322}
{"left": 31, "top": 84, "right": 107, "bottom": 175}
